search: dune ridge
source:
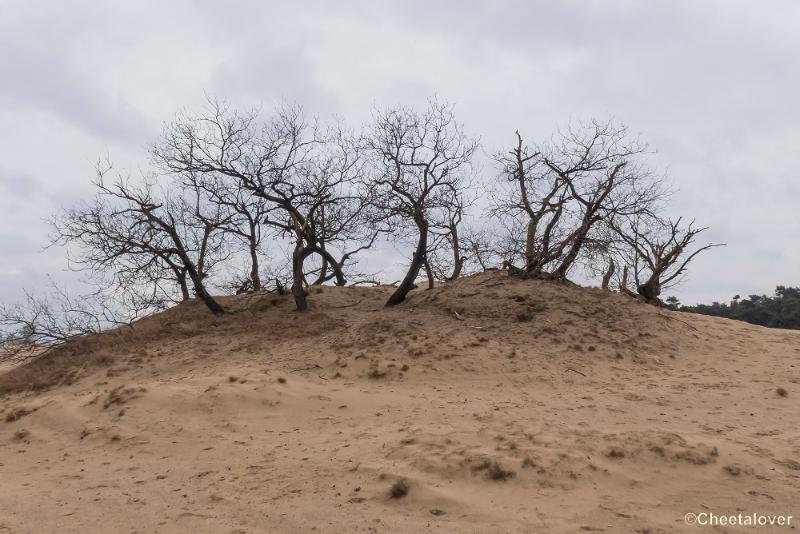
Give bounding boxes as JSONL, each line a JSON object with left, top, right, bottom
{"left": 1, "top": 271, "right": 799, "bottom": 533}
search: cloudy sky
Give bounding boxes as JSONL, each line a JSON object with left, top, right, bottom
{"left": 1, "top": 0, "right": 798, "bottom": 306}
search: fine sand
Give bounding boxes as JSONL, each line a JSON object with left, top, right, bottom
{"left": 1, "top": 271, "right": 799, "bottom": 533}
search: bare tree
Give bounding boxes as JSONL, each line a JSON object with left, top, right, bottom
{"left": 460, "top": 225, "right": 502, "bottom": 273}
{"left": 0, "top": 280, "right": 150, "bottom": 362}
{"left": 152, "top": 99, "right": 375, "bottom": 311}
{"left": 51, "top": 163, "right": 229, "bottom": 315}
{"left": 493, "top": 120, "right": 664, "bottom": 281}
{"left": 178, "top": 172, "right": 272, "bottom": 292}
{"left": 426, "top": 193, "right": 469, "bottom": 282}
{"left": 365, "top": 99, "right": 478, "bottom": 305}
{"left": 612, "top": 215, "right": 724, "bottom": 304}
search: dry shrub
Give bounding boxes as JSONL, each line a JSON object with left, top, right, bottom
{"left": 389, "top": 479, "right": 410, "bottom": 498}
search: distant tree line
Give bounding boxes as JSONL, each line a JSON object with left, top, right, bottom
{"left": 1, "top": 97, "right": 723, "bottom": 357}
{"left": 674, "top": 287, "right": 800, "bottom": 330}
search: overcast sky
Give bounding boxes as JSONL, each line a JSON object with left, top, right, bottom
{"left": 1, "top": 0, "right": 798, "bottom": 306}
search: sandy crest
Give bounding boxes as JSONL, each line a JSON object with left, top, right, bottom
{"left": 1, "top": 271, "right": 799, "bottom": 533}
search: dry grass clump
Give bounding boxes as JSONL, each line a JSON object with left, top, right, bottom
{"left": 473, "top": 460, "right": 515, "bottom": 481}
{"left": 723, "top": 464, "right": 742, "bottom": 476}
{"left": 5, "top": 406, "right": 35, "bottom": 423}
{"left": 102, "top": 385, "right": 145, "bottom": 409}
{"left": 389, "top": 479, "right": 410, "bottom": 498}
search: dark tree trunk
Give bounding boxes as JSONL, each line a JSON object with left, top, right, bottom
{"left": 157, "top": 218, "right": 223, "bottom": 314}
{"left": 637, "top": 279, "right": 661, "bottom": 303}
{"left": 552, "top": 217, "right": 594, "bottom": 280}
{"left": 524, "top": 219, "right": 536, "bottom": 271}
{"left": 423, "top": 258, "right": 434, "bottom": 289}
{"left": 249, "top": 229, "right": 261, "bottom": 292}
{"left": 195, "top": 283, "right": 225, "bottom": 315}
{"left": 446, "top": 225, "right": 463, "bottom": 281}
{"left": 184, "top": 264, "right": 224, "bottom": 315}
{"left": 312, "top": 257, "right": 328, "bottom": 286}
{"left": 386, "top": 219, "right": 428, "bottom": 306}
{"left": 176, "top": 270, "right": 190, "bottom": 301}
{"left": 291, "top": 244, "right": 309, "bottom": 312}
{"left": 183, "top": 262, "right": 224, "bottom": 315}
{"left": 308, "top": 246, "right": 347, "bottom": 286}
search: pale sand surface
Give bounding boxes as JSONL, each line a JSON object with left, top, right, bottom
{"left": 1, "top": 271, "right": 799, "bottom": 533}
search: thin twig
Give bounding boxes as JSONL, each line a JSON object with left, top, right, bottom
{"left": 565, "top": 367, "right": 587, "bottom": 377}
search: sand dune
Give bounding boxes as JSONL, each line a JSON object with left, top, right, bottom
{"left": 1, "top": 271, "right": 799, "bottom": 533}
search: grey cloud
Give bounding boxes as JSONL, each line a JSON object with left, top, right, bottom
{"left": 0, "top": 166, "right": 44, "bottom": 202}
{"left": 0, "top": 38, "right": 152, "bottom": 145}
{"left": 0, "top": 0, "right": 797, "bottom": 307}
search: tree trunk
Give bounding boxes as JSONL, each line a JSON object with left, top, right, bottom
{"left": 158, "top": 219, "right": 223, "bottom": 314}
{"left": 176, "top": 270, "right": 190, "bottom": 301}
{"left": 423, "top": 258, "right": 434, "bottom": 289}
{"left": 553, "top": 219, "right": 592, "bottom": 280}
{"left": 524, "top": 219, "right": 536, "bottom": 271}
{"left": 447, "top": 225, "right": 463, "bottom": 281}
{"left": 175, "top": 252, "right": 223, "bottom": 314}
{"left": 291, "top": 243, "right": 309, "bottom": 312}
{"left": 386, "top": 219, "right": 428, "bottom": 306}
{"left": 310, "top": 246, "right": 347, "bottom": 286}
{"left": 312, "top": 257, "right": 328, "bottom": 286}
{"left": 249, "top": 230, "right": 261, "bottom": 292}
{"left": 183, "top": 263, "right": 224, "bottom": 315}
{"left": 601, "top": 260, "right": 615, "bottom": 290}
{"left": 195, "top": 283, "right": 225, "bottom": 315}
{"left": 637, "top": 279, "right": 661, "bottom": 303}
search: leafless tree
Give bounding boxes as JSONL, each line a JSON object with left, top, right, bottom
{"left": 460, "top": 225, "right": 503, "bottom": 273}
{"left": 364, "top": 99, "right": 478, "bottom": 305}
{"left": 425, "top": 193, "right": 468, "bottom": 282}
{"left": 0, "top": 280, "right": 150, "bottom": 362}
{"left": 612, "top": 215, "right": 724, "bottom": 303}
{"left": 51, "top": 163, "right": 229, "bottom": 315}
{"left": 152, "top": 99, "right": 375, "bottom": 311}
{"left": 492, "top": 120, "right": 665, "bottom": 281}
{"left": 177, "top": 172, "right": 272, "bottom": 292}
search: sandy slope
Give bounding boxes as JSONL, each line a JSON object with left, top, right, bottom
{"left": 1, "top": 271, "right": 799, "bottom": 533}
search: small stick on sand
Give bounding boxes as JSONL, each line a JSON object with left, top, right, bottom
{"left": 291, "top": 363, "right": 322, "bottom": 372}
{"left": 565, "top": 367, "right": 587, "bottom": 377}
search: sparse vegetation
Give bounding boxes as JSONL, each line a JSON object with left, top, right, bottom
{"left": 1, "top": 98, "right": 723, "bottom": 360}
{"left": 473, "top": 460, "right": 515, "bottom": 481}
{"left": 5, "top": 406, "right": 34, "bottom": 423}
{"left": 389, "top": 479, "right": 410, "bottom": 498}
{"left": 723, "top": 464, "right": 742, "bottom": 476}
{"left": 103, "top": 385, "right": 143, "bottom": 409}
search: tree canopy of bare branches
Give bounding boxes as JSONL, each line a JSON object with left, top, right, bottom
{"left": 151, "top": 100, "right": 375, "bottom": 311}
{"left": 51, "top": 162, "right": 229, "bottom": 315}
{"left": 0, "top": 280, "right": 151, "bottom": 361}
{"left": 2, "top": 98, "right": 727, "bottom": 360}
{"left": 611, "top": 215, "right": 724, "bottom": 303}
{"left": 492, "top": 120, "right": 665, "bottom": 282}
{"left": 364, "top": 99, "right": 478, "bottom": 305}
